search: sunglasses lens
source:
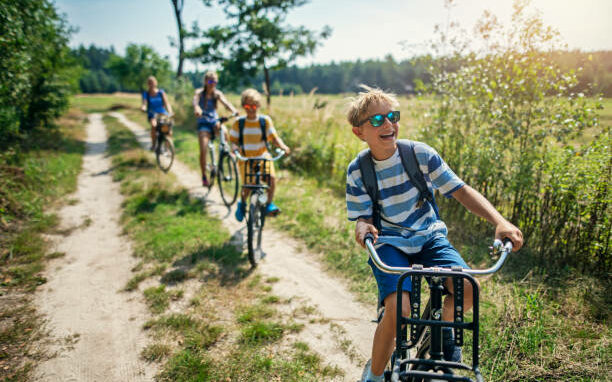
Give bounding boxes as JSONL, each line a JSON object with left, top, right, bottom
{"left": 370, "top": 115, "right": 385, "bottom": 127}
{"left": 387, "top": 111, "right": 400, "bottom": 123}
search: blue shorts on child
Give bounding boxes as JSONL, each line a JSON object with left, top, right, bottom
{"left": 368, "top": 235, "right": 469, "bottom": 304}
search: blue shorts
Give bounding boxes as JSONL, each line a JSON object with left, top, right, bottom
{"left": 147, "top": 111, "right": 167, "bottom": 120}
{"left": 367, "top": 235, "right": 469, "bottom": 305}
{"left": 197, "top": 120, "right": 217, "bottom": 137}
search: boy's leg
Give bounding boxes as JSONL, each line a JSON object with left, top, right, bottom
{"left": 417, "top": 235, "right": 475, "bottom": 362}
{"left": 371, "top": 291, "right": 410, "bottom": 375}
{"left": 442, "top": 277, "right": 478, "bottom": 321}
{"left": 366, "top": 244, "right": 413, "bottom": 376}
{"left": 267, "top": 175, "right": 276, "bottom": 204}
{"left": 265, "top": 163, "right": 280, "bottom": 215}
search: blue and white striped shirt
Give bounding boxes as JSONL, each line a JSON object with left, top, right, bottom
{"left": 346, "top": 141, "right": 464, "bottom": 254}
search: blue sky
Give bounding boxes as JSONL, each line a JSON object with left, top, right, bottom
{"left": 55, "top": 0, "right": 612, "bottom": 71}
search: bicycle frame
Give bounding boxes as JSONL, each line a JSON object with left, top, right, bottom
{"left": 234, "top": 149, "right": 285, "bottom": 266}
{"left": 364, "top": 235, "right": 513, "bottom": 382}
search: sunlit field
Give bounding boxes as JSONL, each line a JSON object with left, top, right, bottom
{"left": 107, "top": 91, "right": 610, "bottom": 381}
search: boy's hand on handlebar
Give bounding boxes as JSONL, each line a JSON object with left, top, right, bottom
{"left": 279, "top": 144, "right": 290, "bottom": 155}
{"left": 140, "top": 105, "right": 146, "bottom": 112}
{"left": 355, "top": 220, "right": 378, "bottom": 248}
{"left": 194, "top": 106, "right": 203, "bottom": 117}
{"left": 495, "top": 221, "right": 523, "bottom": 252}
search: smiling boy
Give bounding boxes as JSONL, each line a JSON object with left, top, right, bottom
{"left": 346, "top": 86, "right": 523, "bottom": 382}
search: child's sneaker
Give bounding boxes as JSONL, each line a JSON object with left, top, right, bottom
{"left": 266, "top": 202, "right": 281, "bottom": 216}
{"left": 442, "top": 327, "right": 462, "bottom": 362}
{"left": 202, "top": 176, "right": 209, "bottom": 187}
{"left": 235, "top": 200, "right": 246, "bottom": 222}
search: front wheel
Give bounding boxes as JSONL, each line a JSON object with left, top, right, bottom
{"left": 247, "top": 196, "right": 265, "bottom": 267}
{"left": 156, "top": 136, "right": 175, "bottom": 172}
{"left": 217, "top": 152, "right": 239, "bottom": 206}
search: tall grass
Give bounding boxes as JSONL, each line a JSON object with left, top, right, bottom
{"left": 117, "top": 93, "right": 611, "bottom": 380}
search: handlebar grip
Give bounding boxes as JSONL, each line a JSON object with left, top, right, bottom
{"left": 364, "top": 233, "right": 375, "bottom": 244}
{"left": 219, "top": 117, "right": 229, "bottom": 123}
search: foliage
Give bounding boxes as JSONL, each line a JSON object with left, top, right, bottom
{"left": 419, "top": 0, "right": 610, "bottom": 273}
{"left": 71, "top": 45, "right": 122, "bottom": 93}
{"left": 106, "top": 44, "right": 173, "bottom": 92}
{"left": 0, "top": 0, "right": 80, "bottom": 149}
{"left": 189, "top": 0, "right": 331, "bottom": 104}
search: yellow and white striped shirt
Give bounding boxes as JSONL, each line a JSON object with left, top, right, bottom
{"left": 229, "top": 115, "right": 277, "bottom": 157}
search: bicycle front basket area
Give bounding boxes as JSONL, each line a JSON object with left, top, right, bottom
{"left": 244, "top": 158, "right": 271, "bottom": 185}
{"left": 160, "top": 124, "right": 170, "bottom": 133}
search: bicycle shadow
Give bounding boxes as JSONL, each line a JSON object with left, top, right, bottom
{"left": 158, "top": 220, "right": 253, "bottom": 288}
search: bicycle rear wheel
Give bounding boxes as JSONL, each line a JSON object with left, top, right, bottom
{"left": 205, "top": 144, "right": 216, "bottom": 189}
{"left": 217, "top": 152, "right": 239, "bottom": 206}
{"left": 247, "top": 196, "right": 265, "bottom": 267}
{"left": 156, "top": 136, "right": 175, "bottom": 172}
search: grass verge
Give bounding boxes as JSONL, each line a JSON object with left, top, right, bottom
{"left": 0, "top": 109, "right": 87, "bottom": 381}
{"left": 120, "top": 97, "right": 610, "bottom": 381}
{"left": 104, "top": 114, "right": 343, "bottom": 381}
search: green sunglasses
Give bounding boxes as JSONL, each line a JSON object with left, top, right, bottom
{"left": 358, "top": 111, "right": 400, "bottom": 127}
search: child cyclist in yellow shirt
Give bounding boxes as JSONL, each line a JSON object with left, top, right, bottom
{"left": 229, "top": 88, "right": 290, "bottom": 222}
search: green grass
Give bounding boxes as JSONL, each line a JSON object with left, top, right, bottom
{"left": 70, "top": 93, "right": 140, "bottom": 114}
{"left": 104, "top": 111, "right": 345, "bottom": 381}
{"left": 0, "top": 109, "right": 87, "bottom": 381}
{"left": 115, "top": 95, "right": 611, "bottom": 381}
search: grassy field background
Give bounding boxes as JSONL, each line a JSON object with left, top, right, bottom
{"left": 73, "top": 93, "right": 610, "bottom": 381}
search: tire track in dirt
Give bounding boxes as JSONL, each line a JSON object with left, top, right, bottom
{"left": 34, "top": 114, "right": 156, "bottom": 381}
{"left": 111, "top": 112, "right": 374, "bottom": 381}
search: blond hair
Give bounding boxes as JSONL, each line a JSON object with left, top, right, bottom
{"left": 346, "top": 85, "right": 399, "bottom": 127}
{"left": 241, "top": 88, "right": 262, "bottom": 107}
{"left": 203, "top": 70, "right": 218, "bottom": 83}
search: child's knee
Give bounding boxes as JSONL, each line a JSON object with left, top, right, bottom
{"left": 382, "top": 292, "right": 411, "bottom": 322}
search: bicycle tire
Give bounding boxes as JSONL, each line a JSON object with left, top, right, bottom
{"left": 155, "top": 136, "right": 175, "bottom": 172}
{"left": 217, "top": 152, "right": 239, "bottom": 206}
{"left": 247, "top": 196, "right": 265, "bottom": 267}
{"left": 205, "top": 144, "right": 216, "bottom": 189}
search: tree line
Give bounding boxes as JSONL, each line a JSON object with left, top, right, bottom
{"left": 73, "top": 44, "right": 612, "bottom": 98}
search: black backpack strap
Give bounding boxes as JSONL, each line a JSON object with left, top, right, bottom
{"left": 397, "top": 140, "right": 439, "bottom": 217}
{"left": 357, "top": 149, "right": 381, "bottom": 231}
{"left": 238, "top": 117, "right": 246, "bottom": 154}
{"left": 259, "top": 116, "right": 272, "bottom": 152}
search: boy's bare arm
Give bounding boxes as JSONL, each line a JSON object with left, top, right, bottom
{"left": 272, "top": 135, "right": 290, "bottom": 154}
{"left": 355, "top": 218, "right": 378, "bottom": 248}
{"left": 452, "top": 185, "right": 523, "bottom": 251}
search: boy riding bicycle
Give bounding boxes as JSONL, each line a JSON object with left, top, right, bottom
{"left": 345, "top": 86, "right": 523, "bottom": 382}
{"left": 229, "top": 88, "right": 290, "bottom": 222}
{"left": 193, "top": 71, "right": 239, "bottom": 186}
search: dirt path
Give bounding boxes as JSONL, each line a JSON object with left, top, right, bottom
{"left": 112, "top": 112, "right": 375, "bottom": 381}
{"left": 34, "top": 114, "right": 156, "bottom": 381}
